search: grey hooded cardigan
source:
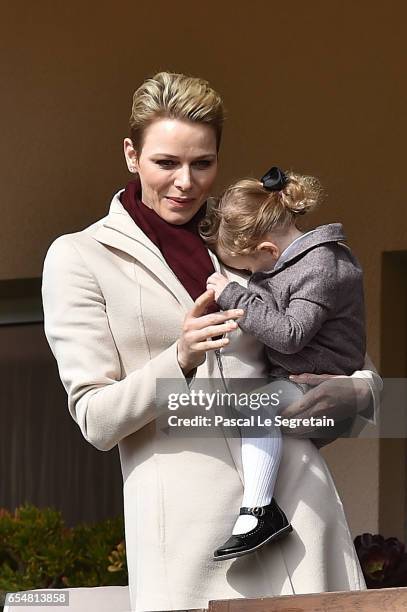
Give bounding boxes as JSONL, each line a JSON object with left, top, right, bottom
{"left": 217, "top": 223, "right": 366, "bottom": 377}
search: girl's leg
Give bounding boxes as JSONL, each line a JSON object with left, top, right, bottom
{"left": 232, "top": 427, "right": 282, "bottom": 535}
{"left": 213, "top": 380, "right": 308, "bottom": 559}
{"left": 232, "top": 379, "right": 306, "bottom": 535}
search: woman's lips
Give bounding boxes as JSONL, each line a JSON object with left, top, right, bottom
{"left": 166, "top": 197, "right": 195, "bottom": 207}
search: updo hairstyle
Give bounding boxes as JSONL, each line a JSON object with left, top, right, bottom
{"left": 129, "top": 71, "right": 225, "bottom": 152}
{"left": 200, "top": 172, "right": 322, "bottom": 256}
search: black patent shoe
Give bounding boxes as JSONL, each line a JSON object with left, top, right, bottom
{"left": 213, "top": 498, "right": 292, "bottom": 561}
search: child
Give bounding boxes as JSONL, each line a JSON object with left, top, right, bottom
{"left": 200, "top": 166, "right": 366, "bottom": 561}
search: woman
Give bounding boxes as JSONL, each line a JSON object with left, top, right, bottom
{"left": 42, "top": 72, "right": 380, "bottom": 612}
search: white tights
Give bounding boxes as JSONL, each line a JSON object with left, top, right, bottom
{"left": 232, "top": 379, "right": 306, "bottom": 535}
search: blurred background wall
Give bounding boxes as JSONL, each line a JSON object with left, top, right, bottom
{"left": 1, "top": 0, "right": 406, "bottom": 538}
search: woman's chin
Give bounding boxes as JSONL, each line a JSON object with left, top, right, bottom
{"left": 161, "top": 203, "right": 203, "bottom": 225}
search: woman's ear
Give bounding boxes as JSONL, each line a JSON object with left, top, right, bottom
{"left": 123, "top": 138, "right": 139, "bottom": 173}
{"left": 257, "top": 241, "right": 280, "bottom": 261}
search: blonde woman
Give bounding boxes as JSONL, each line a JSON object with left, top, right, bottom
{"left": 42, "top": 72, "right": 380, "bottom": 612}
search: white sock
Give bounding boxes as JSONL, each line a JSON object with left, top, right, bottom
{"left": 232, "top": 428, "right": 282, "bottom": 535}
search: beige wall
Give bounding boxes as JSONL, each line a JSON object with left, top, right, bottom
{"left": 2, "top": 1, "right": 406, "bottom": 536}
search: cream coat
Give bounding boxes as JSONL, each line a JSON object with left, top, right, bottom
{"left": 42, "top": 192, "right": 373, "bottom": 612}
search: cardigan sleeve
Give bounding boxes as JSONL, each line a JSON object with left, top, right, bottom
{"left": 217, "top": 259, "right": 337, "bottom": 355}
{"left": 42, "top": 235, "right": 191, "bottom": 452}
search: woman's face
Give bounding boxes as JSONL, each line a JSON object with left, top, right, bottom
{"left": 124, "top": 118, "right": 218, "bottom": 225}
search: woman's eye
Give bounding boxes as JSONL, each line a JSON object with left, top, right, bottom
{"left": 154, "top": 159, "right": 213, "bottom": 170}
{"left": 156, "top": 160, "right": 176, "bottom": 168}
{"left": 193, "top": 160, "right": 212, "bottom": 169}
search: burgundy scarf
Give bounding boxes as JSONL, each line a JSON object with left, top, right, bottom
{"left": 120, "top": 178, "right": 219, "bottom": 312}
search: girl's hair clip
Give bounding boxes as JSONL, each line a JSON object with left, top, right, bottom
{"left": 260, "top": 166, "right": 288, "bottom": 192}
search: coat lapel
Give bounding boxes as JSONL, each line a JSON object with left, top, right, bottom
{"left": 93, "top": 192, "right": 244, "bottom": 483}
{"left": 91, "top": 193, "right": 194, "bottom": 311}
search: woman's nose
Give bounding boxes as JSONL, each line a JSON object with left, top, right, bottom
{"left": 174, "top": 166, "right": 192, "bottom": 190}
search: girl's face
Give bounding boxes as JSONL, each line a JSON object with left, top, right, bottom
{"left": 124, "top": 118, "right": 218, "bottom": 225}
{"left": 217, "top": 241, "right": 280, "bottom": 274}
{"left": 217, "top": 249, "right": 258, "bottom": 274}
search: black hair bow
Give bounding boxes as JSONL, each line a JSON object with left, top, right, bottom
{"left": 260, "top": 166, "right": 288, "bottom": 192}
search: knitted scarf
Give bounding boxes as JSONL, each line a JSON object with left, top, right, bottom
{"left": 120, "top": 177, "right": 219, "bottom": 312}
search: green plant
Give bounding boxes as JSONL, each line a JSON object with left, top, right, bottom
{"left": 0, "top": 504, "right": 127, "bottom": 602}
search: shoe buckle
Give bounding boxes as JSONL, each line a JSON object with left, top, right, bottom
{"left": 249, "top": 506, "right": 265, "bottom": 517}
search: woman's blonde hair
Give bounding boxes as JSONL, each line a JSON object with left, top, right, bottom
{"left": 129, "top": 71, "right": 225, "bottom": 152}
{"left": 200, "top": 172, "right": 322, "bottom": 255}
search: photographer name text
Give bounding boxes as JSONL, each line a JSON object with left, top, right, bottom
{"left": 167, "top": 415, "right": 335, "bottom": 429}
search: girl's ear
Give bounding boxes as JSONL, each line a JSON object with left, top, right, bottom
{"left": 257, "top": 241, "right": 280, "bottom": 260}
{"left": 123, "top": 138, "right": 139, "bottom": 173}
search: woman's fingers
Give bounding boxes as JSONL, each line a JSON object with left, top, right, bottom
{"left": 177, "top": 290, "right": 244, "bottom": 373}
{"left": 288, "top": 375, "right": 372, "bottom": 416}
{"left": 278, "top": 377, "right": 373, "bottom": 444}
{"left": 189, "top": 309, "right": 244, "bottom": 330}
{"left": 281, "top": 380, "right": 346, "bottom": 419}
{"left": 183, "top": 322, "right": 237, "bottom": 349}
{"left": 191, "top": 337, "right": 231, "bottom": 351}
{"left": 279, "top": 394, "right": 310, "bottom": 418}
{"left": 288, "top": 373, "right": 339, "bottom": 386}
{"left": 200, "top": 322, "right": 238, "bottom": 337}
{"left": 189, "top": 289, "right": 217, "bottom": 319}
{"left": 187, "top": 290, "right": 244, "bottom": 327}
{"left": 280, "top": 378, "right": 361, "bottom": 438}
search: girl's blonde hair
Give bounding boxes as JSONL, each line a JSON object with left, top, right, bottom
{"left": 129, "top": 71, "right": 225, "bottom": 152}
{"left": 200, "top": 172, "right": 322, "bottom": 255}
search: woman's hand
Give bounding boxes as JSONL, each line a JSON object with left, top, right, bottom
{"left": 279, "top": 373, "right": 373, "bottom": 446}
{"left": 177, "top": 289, "right": 244, "bottom": 375}
{"left": 206, "top": 272, "right": 231, "bottom": 301}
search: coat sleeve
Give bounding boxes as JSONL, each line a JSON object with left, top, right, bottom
{"left": 42, "top": 235, "right": 190, "bottom": 452}
{"left": 217, "top": 252, "right": 337, "bottom": 355}
{"left": 352, "top": 353, "right": 382, "bottom": 421}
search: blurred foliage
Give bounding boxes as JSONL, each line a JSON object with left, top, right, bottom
{"left": 0, "top": 504, "right": 127, "bottom": 604}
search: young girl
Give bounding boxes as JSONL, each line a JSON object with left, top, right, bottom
{"left": 200, "top": 166, "right": 366, "bottom": 561}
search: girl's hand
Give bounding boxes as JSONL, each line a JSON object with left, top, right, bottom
{"left": 177, "top": 289, "right": 244, "bottom": 375}
{"left": 206, "top": 272, "right": 230, "bottom": 301}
